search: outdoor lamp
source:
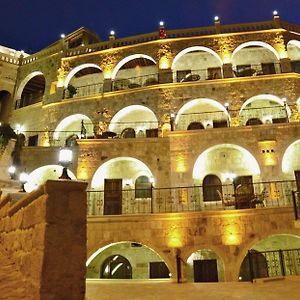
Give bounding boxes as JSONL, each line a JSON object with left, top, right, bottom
{"left": 19, "top": 172, "right": 29, "bottom": 192}
{"left": 59, "top": 148, "right": 73, "bottom": 180}
{"left": 8, "top": 165, "right": 16, "bottom": 180}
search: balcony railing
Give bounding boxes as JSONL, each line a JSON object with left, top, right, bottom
{"left": 113, "top": 73, "right": 159, "bottom": 91}
{"left": 174, "top": 68, "right": 223, "bottom": 82}
{"left": 233, "top": 63, "right": 281, "bottom": 77}
{"left": 87, "top": 180, "right": 297, "bottom": 216}
{"left": 63, "top": 83, "right": 104, "bottom": 99}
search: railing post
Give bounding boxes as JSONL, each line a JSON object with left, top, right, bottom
{"left": 292, "top": 191, "right": 299, "bottom": 220}
{"left": 151, "top": 184, "right": 153, "bottom": 213}
{"left": 278, "top": 249, "right": 286, "bottom": 276}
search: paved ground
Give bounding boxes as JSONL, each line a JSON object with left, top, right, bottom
{"left": 86, "top": 277, "right": 300, "bottom": 300}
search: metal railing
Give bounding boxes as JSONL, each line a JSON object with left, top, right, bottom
{"left": 113, "top": 73, "right": 159, "bottom": 91}
{"left": 245, "top": 248, "right": 300, "bottom": 281}
{"left": 87, "top": 180, "right": 297, "bottom": 216}
{"left": 173, "top": 68, "right": 223, "bottom": 82}
{"left": 233, "top": 63, "right": 281, "bottom": 77}
{"left": 63, "top": 82, "right": 104, "bottom": 99}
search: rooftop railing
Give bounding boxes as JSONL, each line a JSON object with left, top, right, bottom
{"left": 0, "top": 53, "right": 19, "bottom": 65}
{"left": 87, "top": 180, "right": 297, "bottom": 216}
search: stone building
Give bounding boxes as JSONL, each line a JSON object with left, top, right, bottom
{"left": 1, "top": 15, "right": 300, "bottom": 284}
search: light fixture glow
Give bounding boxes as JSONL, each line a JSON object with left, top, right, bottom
{"left": 159, "top": 21, "right": 164, "bottom": 26}
{"left": 273, "top": 10, "right": 278, "bottom": 16}
{"left": 8, "top": 166, "right": 16, "bottom": 175}
{"left": 110, "top": 30, "right": 115, "bottom": 36}
{"left": 60, "top": 33, "right": 65, "bottom": 38}
{"left": 214, "top": 16, "right": 219, "bottom": 21}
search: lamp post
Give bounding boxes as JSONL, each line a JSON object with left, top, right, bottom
{"left": 19, "top": 172, "right": 29, "bottom": 192}
{"left": 59, "top": 148, "right": 73, "bottom": 180}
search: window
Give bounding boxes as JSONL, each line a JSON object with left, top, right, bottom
{"left": 135, "top": 176, "right": 152, "bottom": 199}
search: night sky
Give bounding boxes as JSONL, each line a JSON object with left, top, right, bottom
{"left": 1, "top": 0, "right": 299, "bottom": 53}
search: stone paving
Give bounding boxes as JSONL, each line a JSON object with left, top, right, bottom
{"left": 86, "top": 277, "right": 300, "bottom": 300}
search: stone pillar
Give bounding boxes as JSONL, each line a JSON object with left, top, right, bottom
{"left": 40, "top": 180, "right": 88, "bottom": 300}
{"left": 280, "top": 58, "right": 292, "bottom": 73}
{"left": 158, "top": 69, "right": 173, "bottom": 84}
{"left": 103, "top": 78, "right": 113, "bottom": 92}
{"left": 222, "top": 63, "right": 234, "bottom": 78}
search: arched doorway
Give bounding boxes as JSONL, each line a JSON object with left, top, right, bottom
{"left": 203, "top": 174, "right": 222, "bottom": 202}
{"left": 186, "top": 249, "right": 225, "bottom": 282}
{"left": 101, "top": 255, "right": 132, "bottom": 279}
{"left": 87, "top": 242, "right": 170, "bottom": 280}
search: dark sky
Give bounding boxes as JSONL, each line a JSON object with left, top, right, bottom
{"left": 1, "top": 0, "right": 299, "bottom": 53}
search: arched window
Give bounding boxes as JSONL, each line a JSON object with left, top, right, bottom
{"left": 203, "top": 175, "right": 222, "bottom": 202}
{"left": 187, "top": 122, "right": 204, "bottom": 130}
{"left": 101, "top": 255, "right": 132, "bottom": 279}
{"left": 135, "top": 175, "right": 152, "bottom": 198}
{"left": 121, "top": 128, "right": 136, "bottom": 138}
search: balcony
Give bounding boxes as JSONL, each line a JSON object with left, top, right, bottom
{"left": 87, "top": 180, "right": 297, "bottom": 216}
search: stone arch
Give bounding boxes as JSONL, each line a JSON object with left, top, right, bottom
{"left": 86, "top": 241, "right": 173, "bottom": 280}
{"left": 282, "top": 139, "right": 300, "bottom": 177}
{"left": 108, "top": 105, "right": 158, "bottom": 136}
{"left": 237, "top": 234, "right": 300, "bottom": 281}
{"left": 111, "top": 54, "right": 157, "bottom": 80}
{"left": 240, "top": 94, "right": 290, "bottom": 126}
{"left": 192, "top": 144, "right": 261, "bottom": 182}
{"left": 91, "top": 156, "right": 153, "bottom": 190}
{"left": 172, "top": 46, "right": 223, "bottom": 82}
{"left": 175, "top": 98, "right": 230, "bottom": 131}
{"left": 232, "top": 41, "right": 280, "bottom": 61}
{"left": 172, "top": 46, "right": 223, "bottom": 68}
{"left": 64, "top": 63, "right": 102, "bottom": 88}
{"left": 287, "top": 40, "right": 300, "bottom": 72}
{"left": 24, "top": 164, "right": 76, "bottom": 192}
{"left": 53, "top": 114, "right": 93, "bottom": 144}
{"left": 185, "top": 248, "right": 226, "bottom": 282}
{"left": 15, "top": 71, "right": 44, "bottom": 99}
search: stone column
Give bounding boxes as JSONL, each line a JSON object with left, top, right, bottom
{"left": 280, "top": 58, "right": 292, "bottom": 73}
{"left": 158, "top": 69, "right": 173, "bottom": 84}
{"left": 223, "top": 63, "right": 234, "bottom": 78}
{"left": 103, "top": 78, "right": 113, "bottom": 92}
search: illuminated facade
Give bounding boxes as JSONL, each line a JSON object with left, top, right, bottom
{"left": 1, "top": 16, "right": 300, "bottom": 284}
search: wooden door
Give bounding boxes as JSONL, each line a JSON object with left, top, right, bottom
{"left": 234, "top": 176, "right": 254, "bottom": 209}
{"left": 104, "top": 179, "right": 122, "bottom": 215}
{"left": 149, "top": 262, "right": 170, "bottom": 279}
{"left": 193, "top": 259, "right": 218, "bottom": 282}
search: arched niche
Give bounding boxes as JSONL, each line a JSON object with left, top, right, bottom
{"left": 64, "top": 63, "right": 103, "bottom": 97}
{"left": 24, "top": 164, "right": 76, "bottom": 192}
{"left": 108, "top": 105, "right": 158, "bottom": 137}
{"left": 16, "top": 72, "right": 45, "bottom": 108}
{"left": 112, "top": 54, "right": 157, "bottom": 90}
{"left": 86, "top": 241, "right": 171, "bottom": 280}
{"left": 240, "top": 94, "right": 290, "bottom": 126}
{"left": 172, "top": 46, "right": 223, "bottom": 82}
{"left": 232, "top": 41, "right": 280, "bottom": 77}
{"left": 175, "top": 98, "right": 229, "bottom": 131}
{"left": 53, "top": 114, "right": 93, "bottom": 145}
{"left": 282, "top": 139, "right": 300, "bottom": 180}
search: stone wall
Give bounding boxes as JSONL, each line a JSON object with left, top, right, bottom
{"left": 0, "top": 180, "right": 87, "bottom": 300}
{"left": 87, "top": 207, "right": 300, "bottom": 282}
